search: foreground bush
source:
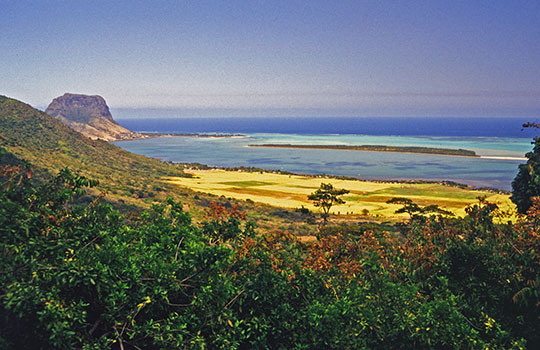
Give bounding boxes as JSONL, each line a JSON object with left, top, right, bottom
{"left": 0, "top": 167, "right": 533, "bottom": 349}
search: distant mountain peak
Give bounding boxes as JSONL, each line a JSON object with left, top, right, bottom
{"left": 45, "top": 93, "right": 142, "bottom": 141}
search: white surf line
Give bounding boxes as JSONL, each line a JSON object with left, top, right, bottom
{"left": 480, "top": 156, "right": 527, "bottom": 161}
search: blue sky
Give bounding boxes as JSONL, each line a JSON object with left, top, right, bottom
{"left": 1, "top": 0, "right": 539, "bottom": 117}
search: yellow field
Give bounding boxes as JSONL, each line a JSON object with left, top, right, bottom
{"left": 165, "top": 169, "right": 515, "bottom": 219}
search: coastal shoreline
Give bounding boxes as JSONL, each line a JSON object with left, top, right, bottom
{"left": 180, "top": 163, "right": 509, "bottom": 194}
{"left": 115, "top": 132, "right": 247, "bottom": 141}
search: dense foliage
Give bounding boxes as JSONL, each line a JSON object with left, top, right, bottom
{"left": 512, "top": 136, "right": 540, "bottom": 213}
{"left": 1, "top": 165, "right": 538, "bottom": 349}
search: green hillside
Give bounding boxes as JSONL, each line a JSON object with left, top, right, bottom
{"left": 0, "top": 95, "right": 187, "bottom": 205}
{"left": 0, "top": 95, "right": 316, "bottom": 227}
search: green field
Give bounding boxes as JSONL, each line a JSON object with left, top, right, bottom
{"left": 166, "top": 169, "right": 515, "bottom": 219}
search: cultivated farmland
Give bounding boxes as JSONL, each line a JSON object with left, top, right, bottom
{"left": 166, "top": 169, "right": 515, "bottom": 219}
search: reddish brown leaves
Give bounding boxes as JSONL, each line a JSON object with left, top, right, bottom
{"left": 206, "top": 202, "right": 246, "bottom": 221}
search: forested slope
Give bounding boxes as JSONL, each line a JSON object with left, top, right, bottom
{"left": 0, "top": 95, "right": 187, "bottom": 204}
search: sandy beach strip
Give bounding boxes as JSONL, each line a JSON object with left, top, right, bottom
{"left": 480, "top": 156, "right": 527, "bottom": 161}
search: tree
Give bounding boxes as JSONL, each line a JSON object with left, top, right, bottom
{"left": 512, "top": 122, "right": 540, "bottom": 213}
{"left": 386, "top": 197, "right": 454, "bottom": 220}
{"left": 386, "top": 197, "right": 422, "bottom": 218}
{"left": 308, "top": 183, "right": 349, "bottom": 223}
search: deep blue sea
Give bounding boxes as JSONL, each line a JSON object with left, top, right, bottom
{"left": 114, "top": 117, "right": 538, "bottom": 190}
{"left": 117, "top": 117, "right": 538, "bottom": 138}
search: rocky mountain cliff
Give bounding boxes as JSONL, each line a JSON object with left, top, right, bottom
{"left": 45, "top": 93, "right": 143, "bottom": 141}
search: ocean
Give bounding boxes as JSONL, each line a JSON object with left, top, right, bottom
{"left": 116, "top": 116, "right": 538, "bottom": 138}
{"left": 114, "top": 117, "right": 537, "bottom": 191}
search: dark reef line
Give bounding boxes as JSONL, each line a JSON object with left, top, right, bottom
{"left": 248, "top": 144, "right": 478, "bottom": 157}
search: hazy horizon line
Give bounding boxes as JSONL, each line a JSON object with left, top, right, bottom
{"left": 31, "top": 105, "right": 537, "bottom": 120}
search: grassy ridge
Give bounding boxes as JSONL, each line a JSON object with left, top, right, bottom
{"left": 0, "top": 96, "right": 328, "bottom": 232}
{"left": 0, "top": 96, "right": 319, "bottom": 231}
{"left": 0, "top": 95, "right": 188, "bottom": 206}
{"left": 249, "top": 143, "right": 478, "bottom": 157}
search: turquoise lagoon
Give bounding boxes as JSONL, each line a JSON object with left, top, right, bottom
{"left": 115, "top": 134, "right": 533, "bottom": 191}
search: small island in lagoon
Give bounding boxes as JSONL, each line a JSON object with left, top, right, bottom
{"left": 249, "top": 143, "right": 478, "bottom": 157}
